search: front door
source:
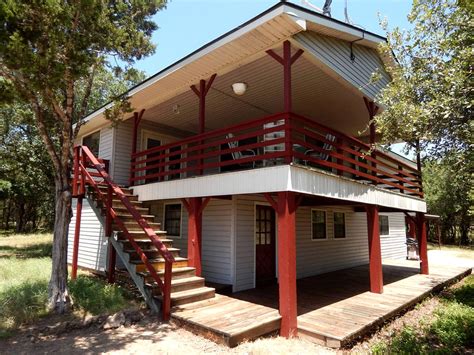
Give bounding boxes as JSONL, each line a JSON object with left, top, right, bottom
{"left": 144, "top": 137, "right": 162, "bottom": 184}
{"left": 255, "top": 205, "right": 276, "bottom": 286}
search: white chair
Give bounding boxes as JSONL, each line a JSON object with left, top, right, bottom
{"left": 226, "top": 133, "right": 256, "bottom": 168}
{"left": 305, "top": 133, "right": 336, "bottom": 163}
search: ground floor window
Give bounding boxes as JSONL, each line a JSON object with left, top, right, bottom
{"left": 379, "top": 215, "right": 389, "bottom": 236}
{"left": 164, "top": 203, "right": 181, "bottom": 237}
{"left": 334, "top": 212, "right": 346, "bottom": 238}
{"left": 311, "top": 210, "right": 327, "bottom": 240}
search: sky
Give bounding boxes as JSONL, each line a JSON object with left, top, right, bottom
{"left": 133, "top": 0, "right": 415, "bottom": 157}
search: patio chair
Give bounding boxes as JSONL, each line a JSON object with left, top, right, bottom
{"left": 304, "top": 133, "right": 336, "bottom": 166}
{"left": 226, "top": 133, "right": 256, "bottom": 168}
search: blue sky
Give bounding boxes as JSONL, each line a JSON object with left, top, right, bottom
{"left": 134, "top": 0, "right": 415, "bottom": 156}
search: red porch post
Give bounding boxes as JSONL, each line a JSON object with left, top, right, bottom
{"left": 71, "top": 195, "right": 83, "bottom": 280}
{"left": 129, "top": 109, "right": 145, "bottom": 186}
{"left": 267, "top": 41, "right": 303, "bottom": 164}
{"left": 366, "top": 205, "right": 383, "bottom": 293}
{"left": 264, "top": 191, "right": 298, "bottom": 338}
{"left": 182, "top": 197, "right": 211, "bottom": 276}
{"left": 416, "top": 212, "right": 429, "bottom": 275}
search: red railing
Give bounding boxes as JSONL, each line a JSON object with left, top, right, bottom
{"left": 130, "top": 112, "right": 423, "bottom": 197}
{"left": 73, "top": 146, "right": 175, "bottom": 320}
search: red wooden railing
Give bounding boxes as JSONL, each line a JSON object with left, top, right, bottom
{"left": 73, "top": 145, "right": 175, "bottom": 320}
{"left": 130, "top": 112, "right": 423, "bottom": 197}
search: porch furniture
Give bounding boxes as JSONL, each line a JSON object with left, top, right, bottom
{"left": 304, "top": 132, "right": 336, "bottom": 167}
{"left": 226, "top": 133, "right": 256, "bottom": 168}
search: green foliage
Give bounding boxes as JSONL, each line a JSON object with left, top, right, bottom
{"left": 377, "top": 0, "right": 473, "bottom": 159}
{"left": 68, "top": 276, "right": 129, "bottom": 315}
{"left": 371, "top": 275, "right": 474, "bottom": 354}
{"left": 423, "top": 153, "right": 472, "bottom": 245}
{"left": 0, "top": 233, "right": 134, "bottom": 337}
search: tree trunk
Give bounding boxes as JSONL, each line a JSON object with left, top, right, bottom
{"left": 48, "top": 176, "right": 73, "bottom": 313}
{"left": 15, "top": 200, "right": 25, "bottom": 233}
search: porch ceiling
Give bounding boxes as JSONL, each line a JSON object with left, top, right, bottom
{"left": 140, "top": 52, "right": 371, "bottom": 139}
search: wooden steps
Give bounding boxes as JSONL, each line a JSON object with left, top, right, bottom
{"left": 85, "top": 184, "right": 216, "bottom": 316}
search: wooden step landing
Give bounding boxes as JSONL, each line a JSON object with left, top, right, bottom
{"left": 171, "top": 294, "right": 281, "bottom": 348}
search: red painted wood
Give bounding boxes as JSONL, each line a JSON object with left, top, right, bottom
{"left": 276, "top": 191, "right": 298, "bottom": 338}
{"left": 78, "top": 146, "right": 174, "bottom": 320}
{"left": 182, "top": 197, "right": 209, "bottom": 277}
{"left": 366, "top": 205, "right": 383, "bottom": 293}
{"left": 416, "top": 212, "right": 429, "bottom": 275}
{"left": 71, "top": 195, "right": 83, "bottom": 280}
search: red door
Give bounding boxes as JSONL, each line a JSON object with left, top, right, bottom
{"left": 255, "top": 205, "right": 276, "bottom": 286}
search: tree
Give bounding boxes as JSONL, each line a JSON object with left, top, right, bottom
{"left": 376, "top": 0, "right": 472, "bottom": 245}
{"left": 0, "top": 1, "right": 166, "bottom": 313}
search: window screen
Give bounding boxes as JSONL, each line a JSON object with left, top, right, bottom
{"left": 164, "top": 204, "right": 181, "bottom": 237}
{"left": 82, "top": 131, "right": 100, "bottom": 156}
{"left": 334, "top": 212, "right": 346, "bottom": 238}
{"left": 311, "top": 210, "right": 327, "bottom": 240}
{"left": 379, "top": 215, "right": 389, "bottom": 235}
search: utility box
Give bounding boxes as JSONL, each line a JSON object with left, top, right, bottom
{"left": 406, "top": 238, "right": 419, "bottom": 260}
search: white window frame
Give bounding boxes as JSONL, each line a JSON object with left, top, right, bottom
{"left": 311, "top": 209, "right": 328, "bottom": 241}
{"left": 163, "top": 202, "right": 182, "bottom": 239}
{"left": 379, "top": 214, "right": 390, "bottom": 236}
{"left": 81, "top": 128, "right": 101, "bottom": 156}
{"left": 333, "top": 211, "right": 347, "bottom": 239}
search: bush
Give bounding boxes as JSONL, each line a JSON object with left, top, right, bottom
{"left": 69, "top": 275, "right": 130, "bottom": 315}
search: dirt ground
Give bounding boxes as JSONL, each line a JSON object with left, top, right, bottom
{"left": 1, "top": 248, "right": 472, "bottom": 355}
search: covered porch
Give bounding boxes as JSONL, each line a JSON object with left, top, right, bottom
{"left": 171, "top": 260, "right": 471, "bottom": 348}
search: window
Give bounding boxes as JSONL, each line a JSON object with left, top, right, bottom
{"left": 379, "top": 215, "right": 389, "bottom": 236}
{"left": 164, "top": 204, "right": 181, "bottom": 237}
{"left": 311, "top": 210, "right": 327, "bottom": 240}
{"left": 82, "top": 131, "right": 100, "bottom": 156}
{"left": 334, "top": 212, "right": 346, "bottom": 238}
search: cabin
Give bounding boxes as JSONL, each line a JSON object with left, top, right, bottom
{"left": 67, "top": 2, "right": 446, "bottom": 347}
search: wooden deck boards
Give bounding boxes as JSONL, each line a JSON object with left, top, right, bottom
{"left": 171, "top": 260, "right": 471, "bottom": 348}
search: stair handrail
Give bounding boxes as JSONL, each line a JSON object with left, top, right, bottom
{"left": 75, "top": 145, "right": 174, "bottom": 320}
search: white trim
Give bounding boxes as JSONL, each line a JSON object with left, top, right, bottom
{"left": 80, "top": 127, "right": 102, "bottom": 146}
{"left": 110, "top": 126, "right": 117, "bottom": 182}
{"left": 162, "top": 202, "right": 183, "bottom": 239}
{"left": 140, "top": 129, "right": 174, "bottom": 152}
{"left": 310, "top": 208, "right": 329, "bottom": 241}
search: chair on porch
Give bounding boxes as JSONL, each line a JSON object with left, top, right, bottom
{"left": 225, "top": 133, "right": 256, "bottom": 168}
{"left": 304, "top": 133, "right": 336, "bottom": 169}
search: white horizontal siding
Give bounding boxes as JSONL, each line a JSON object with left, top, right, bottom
{"left": 294, "top": 31, "right": 391, "bottom": 100}
{"left": 380, "top": 213, "right": 407, "bottom": 260}
{"left": 148, "top": 198, "right": 233, "bottom": 285}
{"left": 68, "top": 198, "right": 108, "bottom": 272}
{"left": 113, "top": 120, "right": 133, "bottom": 186}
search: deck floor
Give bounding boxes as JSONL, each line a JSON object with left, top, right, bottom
{"left": 172, "top": 260, "right": 471, "bottom": 348}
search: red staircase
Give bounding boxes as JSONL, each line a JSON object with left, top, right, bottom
{"left": 71, "top": 146, "right": 214, "bottom": 320}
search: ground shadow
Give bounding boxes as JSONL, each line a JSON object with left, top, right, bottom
{"left": 231, "top": 263, "right": 420, "bottom": 316}
{"left": 0, "top": 243, "right": 52, "bottom": 259}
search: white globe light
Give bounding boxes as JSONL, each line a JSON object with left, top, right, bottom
{"left": 232, "top": 82, "right": 248, "bottom": 95}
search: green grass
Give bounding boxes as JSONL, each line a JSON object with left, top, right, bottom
{"left": 0, "top": 232, "right": 135, "bottom": 338}
{"left": 372, "top": 275, "right": 474, "bottom": 354}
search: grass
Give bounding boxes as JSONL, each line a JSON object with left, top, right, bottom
{"left": 371, "top": 275, "right": 474, "bottom": 354}
{"left": 0, "top": 232, "right": 135, "bottom": 338}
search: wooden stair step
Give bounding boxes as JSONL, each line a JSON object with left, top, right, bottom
{"left": 120, "top": 222, "right": 161, "bottom": 230}
{"left": 147, "top": 276, "right": 205, "bottom": 294}
{"left": 132, "top": 257, "right": 188, "bottom": 272}
{"left": 157, "top": 287, "right": 215, "bottom": 306}
{"left": 138, "top": 266, "right": 196, "bottom": 281}
{"left": 124, "top": 247, "right": 181, "bottom": 258}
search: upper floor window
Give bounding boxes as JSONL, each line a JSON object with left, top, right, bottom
{"left": 379, "top": 215, "right": 389, "bottom": 236}
{"left": 164, "top": 203, "right": 181, "bottom": 237}
{"left": 311, "top": 210, "right": 327, "bottom": 240}
{"left": 334, "top": 212, "right": 346, "bottom": 239}
{"left": 82, "top": 131, "right": 100, "bottom": 156}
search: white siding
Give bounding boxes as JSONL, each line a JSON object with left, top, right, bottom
{"left": 380, "top": 213, "right": 407, "bottom": 260}
{"left": 296, "top": 208, "right": 369, "bottom": 278}
{"left": 113, "top": 120, "right": 134, "bottom": 186}
{"left": 67, "top": 198, "right": 108, "bottom": 272}
{"left": 294, "top": 31, "right": 391, "bottom": 99}
{"left": 148, "top": 198, "right": 233, "bottom": 285}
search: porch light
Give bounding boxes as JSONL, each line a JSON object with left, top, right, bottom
{"left": 172, "top": 104, "right": 180, "bottom": 114}
{"left": 231, "top": 82, "right": 248, "bottom": 96}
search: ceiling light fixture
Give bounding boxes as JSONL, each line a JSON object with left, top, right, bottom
{"left": 231, "top": 82, "right": 248, "bottom": 96}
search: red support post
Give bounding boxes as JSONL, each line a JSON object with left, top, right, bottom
{"left": 264, "top": 191, "right": 298, "bottom": 338}
{"left": 416, "top": 212, "right": 429, "bottom": 275}
{"left": 182, "top": 197, "right": 210, "bottom": 276}
{"left": 106, "top": 185, "right": 116, "bottom": 283}
{"left": 129, "top": 109, "right": 145, "bottom": 186}
{"left": 71, "top": 195, "right": 83, "bottom": 280}
{"left": 366, "top": 205, "right": 383, "bottom": 293}
{"left": 267, "top": 41, "right": 303, "bottom": 165}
